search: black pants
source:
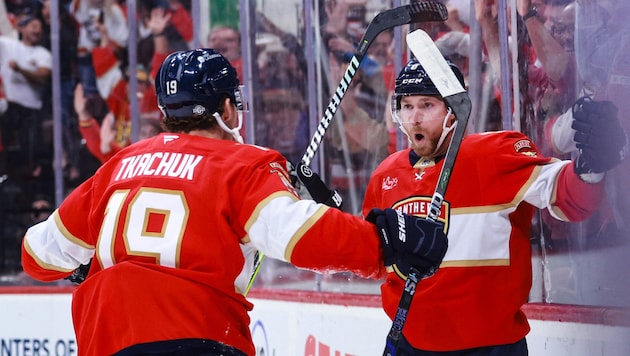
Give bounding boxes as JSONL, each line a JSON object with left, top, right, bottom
{"left": 394, "top": 337, "right": 528, "bottom": 356}
{"left": 113, "top": 338, "right": 247, "bottom": 356}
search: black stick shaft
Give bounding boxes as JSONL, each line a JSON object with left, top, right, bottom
{"left": 300, "top": 2, "right": 448, "bottom": 167}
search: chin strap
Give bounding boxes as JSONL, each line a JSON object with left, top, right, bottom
{"left": 214, "top": 111, "right": 244, "bottom": 144}
{"left": 431, "top": 107, "right": 456, "bottom": 156}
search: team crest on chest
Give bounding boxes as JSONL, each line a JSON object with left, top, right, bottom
{"left": 392, "top": 196, "right": 449, "bottom": 232}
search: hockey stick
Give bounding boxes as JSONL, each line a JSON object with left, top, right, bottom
{"left": 300, "top": 1, "right": 448, "bottom": 167}
{"left": 244, "top": 2, "right": 448, "bottom": 297}
{"left": 382, "top": 29, "right": 472, "bottom": 356}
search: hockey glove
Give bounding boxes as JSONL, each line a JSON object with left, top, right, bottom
{"left": 65, "top": 259, "right": 92, "bottom": 285}
{"left": 289, "top": 162, "right": 343, "bottom": 209}
{"left": 572, "top": 97, "right": 627, "bottom": 177}
{"left": 366, "top": 208, "right": 448, "bottom": 278}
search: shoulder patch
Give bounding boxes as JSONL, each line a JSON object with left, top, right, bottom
{"left": 268, "top": 162, "right": 297, "bottom": 195}
{"left": 513, "top": 139, "right": 532, "bottom": 152}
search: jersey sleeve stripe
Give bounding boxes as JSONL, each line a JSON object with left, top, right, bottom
{"left": 23, "top": 211, "right": 95, "bottom": 271}
{"left": 244, "top": 193, "right": 328, "bottom": 262}
{"left": 53, "top": 211, "right": 95, "bottom": 249}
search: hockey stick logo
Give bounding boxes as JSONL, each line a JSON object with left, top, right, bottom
{"left": 299, "top": 164, "right": 314, "bottom": 178}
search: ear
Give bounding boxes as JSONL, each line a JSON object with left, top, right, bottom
{"left": 446, "top": 106, "right": 457, "bottom": 127}
{"left": 221, "top": 97, "right": 235, "bottom": 121}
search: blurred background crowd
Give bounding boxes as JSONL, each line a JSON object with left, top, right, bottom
{"left": 0, "top": 0, "right": 629, "bottom": 310}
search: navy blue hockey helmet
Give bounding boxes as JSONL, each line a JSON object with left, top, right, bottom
{"left": 393, "top": 57, "right": 465, "bottom": 98}
{"left": 156, "top": 48, "right": 244, "bottom": 120}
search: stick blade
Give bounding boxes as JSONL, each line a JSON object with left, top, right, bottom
{"left": 406, "top": 29, "right": 465, "bottom": 97}
{"left": 358, "top": 2, "right": 448, "bottom": 54}
{"left": 408, "top": 1, "right": 449, "bottom": 22}
{"left": 406, "top": 28, "right": 472, "bottom": 208}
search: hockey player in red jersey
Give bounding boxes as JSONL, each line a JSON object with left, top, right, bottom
{"left": 21, "top": 49, "right": 448, "bottom": 356}
{"left": 363, "top": 58, "right": 627, "bottom": 354}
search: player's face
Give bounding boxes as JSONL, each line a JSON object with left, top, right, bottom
{"left": 399, "top": 95, "right": 453, "bottom": 157}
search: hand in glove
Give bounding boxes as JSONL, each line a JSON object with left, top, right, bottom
{"left": 366, "top": 208, "right": 448, "bottom": 279}
{"left": 65, "top": 259, "right": 92, "bottom": 285}
{"left": 572, "top": 97, "right": 628, "bottom": 180}
{"left": 289, "top": 162, "right": 343, "bottom": 209}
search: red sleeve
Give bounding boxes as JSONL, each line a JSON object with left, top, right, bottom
{"left": 553, "top": 163, "right": 605, "bottom": 221}
{"left": 22, "top": 174, "right": 99, "bottom": 282}
{"left": 226, "top": 147, "right": 385, "bottom": 279}
{"left": 79, "top": 118, "right": 109, "bottom": 164}
{"left": 56, "top": 176, "right": 100, "bottom": 246}
{"left": 106, "top": 80, "right": 130, "bottom": 122}
{"left": 169, "top": 7, "right": 193, "bottom": 43}
{"left": 289, "top": 207, "right": 387, "bottom": 279}
{"left": 91, "top": 47, "right": 118, "bottom": 76}
{"left": 21, "top": 239, "right": 73, "bottom": 282}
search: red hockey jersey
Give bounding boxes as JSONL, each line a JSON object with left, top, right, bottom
{"left": 22, "top": 133, "right": 386, "bottom": 356}
{"left": 362, "top": 130, "right": 604, "bottom": 351}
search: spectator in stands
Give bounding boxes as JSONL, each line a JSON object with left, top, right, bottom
{"left": 475, "top": 0, "right": 577, "bottom": 135}
{"left": 73, "top": 2, "right": 171, "bottom": 164}
{"left": 547, "top": 0, "right": 630, "bottom": 246}
{"left": 518, "top": 0, "right": 577, "bottom": 133}
{"left": 259, "top": 87, "right": 309, "bottom": 164}
{"left": 207, "top": 25, "right": 242, "bottom": 81}
{"left": 0, "top": 0, "right": 18, "bottom": 39}
{"left": 29, "top": 194, "right": 53, "bottom": 224}
{"left": 207, "top": 24, "right": 252, "bottom": 142}
{"left": 74, "top": 79, "right": 163, "bottom": 165}
{"left": 71, "top": 0, "right": 128, "bottom": 96}
{"left": 74, "top": 4, "right": 178, "bottom": 165}
{"left": 137, "top": 0, "right": 191, "bottom": 69}
{"left": 256, "top": 10, "right": 308, "bottom": 96}
{"left": 436, "top": 30, "right": 470, "bottom": 81}
{"left": 39, "top": 0, "right": 82, "bottom": 184}
{"left": 161, "top": 0, "right": 193, "bottom": 49}
{"left": 321, "top": 0, "right": 390, "bottom": 214}
{"left": 0, "top": 12, "right": 52, "bottom": 204}
{"left": 367, "top": 28, "right": 396, "bottom": 88}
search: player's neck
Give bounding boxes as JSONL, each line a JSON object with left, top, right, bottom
{"left": 186, "top": 129, "right": 233, "bottom": 142}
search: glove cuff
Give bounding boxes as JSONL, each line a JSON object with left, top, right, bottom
{"left": 573, "top": 156, "right": 605, "bottom": 183}
{"left": 578, "top": 171, "right": 605, "bottom": 184}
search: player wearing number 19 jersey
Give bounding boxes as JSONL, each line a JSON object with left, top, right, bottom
{"left": 21, "top": 49, "right": 393, "bottom": 356}
{"left": 23, "top": 131, "right": 387, "bottom": 355}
